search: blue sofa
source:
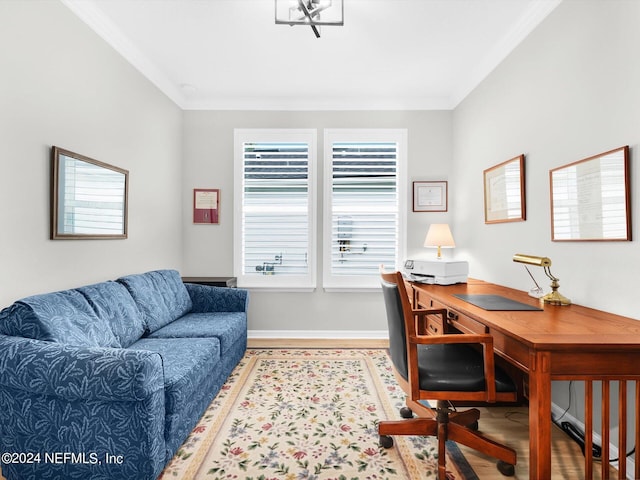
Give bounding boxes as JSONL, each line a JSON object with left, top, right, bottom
{"left": 0, "top": 269, "right": 248, "bottom": 480}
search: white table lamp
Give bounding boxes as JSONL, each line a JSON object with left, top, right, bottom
{"left": 424, "top": 224, "right": 455, "bottom": 259}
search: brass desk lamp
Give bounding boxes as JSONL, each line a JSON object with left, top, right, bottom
{"left": 513, "top": 253, "right": 571, "bottom": 306}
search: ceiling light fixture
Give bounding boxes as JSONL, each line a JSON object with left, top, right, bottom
{"left": 275, "top": 0, "right": 344, "bottom": 38}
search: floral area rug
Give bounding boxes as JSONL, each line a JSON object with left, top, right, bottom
{"left": 158, "top": 349, "right": 477, "bottom": 480}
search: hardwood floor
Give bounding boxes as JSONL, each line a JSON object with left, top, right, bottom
{"left": 455, "top": 405, "right": 618, "bottom": 479}
{"left": 249, "top": 338, "right": 620, "bottom": 479}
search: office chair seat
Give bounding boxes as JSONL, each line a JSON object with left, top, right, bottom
{"left": 415, "top": 343, "right": 516, "bottom": 393}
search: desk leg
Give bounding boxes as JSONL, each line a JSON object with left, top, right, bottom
{"left": 529, "top": 351, "right": 552, "bottom": 480}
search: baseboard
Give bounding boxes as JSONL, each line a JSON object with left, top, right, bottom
{"left": 551, "top": 403, "right": 635, "bottom": 478}
{"left": 248, "top": 329, "right": 389, "bottom": 339}
{"left": 247, "top": 330, "right": 389, "bottom": 348}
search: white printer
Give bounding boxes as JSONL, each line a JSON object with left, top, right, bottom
{"left": 403, "top": 259, "right": 468, "bottom": 285}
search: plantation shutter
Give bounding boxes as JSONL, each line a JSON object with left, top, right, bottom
{"left": 329, "top": 141, "right": 398, "bottom": 276}
{"left": 241, "top": 141, "right": 310, "bottom": 277}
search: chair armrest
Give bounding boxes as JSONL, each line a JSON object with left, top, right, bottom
{"left": 412, "top": 308, "right": 447, "bottom": 335}
{"left": 408, "top": 329, "right": 499, "bottom": 402}
{"left": 0, "top": 335, "right": 164, "bottom": 402}
{"left": 185, "top": 283, "right": 249, "bottom": 313}
{"left": 0, "top": 335, "right": 167, "bottom": 479}
{"left": 412, "top": 308, "right": 447, "bottom": 317}
{"left": 411, "top": 332, "right": 492, "bottom": 345}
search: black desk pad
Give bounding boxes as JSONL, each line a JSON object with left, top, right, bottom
{"left": 452, "top": 294, "right": 543, "bottom": 311}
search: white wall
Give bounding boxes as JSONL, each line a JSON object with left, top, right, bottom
{"left": 452, "top": 0, "right": 640, "bottom": 433}
{"left": 0, "top": 1, "right": 184, "bottom": 306}
{"left": 453, "top": 0, "right": 640, "bottom": 317}
{"left": 182, "top": 110, "right": 453, "bottom": 333}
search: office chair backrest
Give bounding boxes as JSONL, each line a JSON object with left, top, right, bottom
{"left": 380, "top": 274, "right": 409, "bottom": 381}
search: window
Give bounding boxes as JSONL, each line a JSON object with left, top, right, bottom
{"left": 323, "top": 129, "right": 407, "bottom": 290}
{"left": 234, "top": 128, "right": 405, "bottom": 291}
{"left": 234, "top": 129, "right": 316, "bottom": 290}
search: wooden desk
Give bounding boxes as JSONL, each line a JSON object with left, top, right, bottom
{"left": 410, "top": 278, "right": 640, "bottom": 480}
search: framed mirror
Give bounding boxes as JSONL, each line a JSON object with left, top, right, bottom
{"left": 483, "top": 154, "right": 526, "bottom": 224}
{"left": 51, "top": 146, "right": 128, "bottom": 239}
{"left": 550, "top": 146, "right": 630, "bottom": 241}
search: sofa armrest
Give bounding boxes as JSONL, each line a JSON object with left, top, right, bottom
{"left": 0, "top": 335, "right": 166, "bottom": 480}
{"left": 0, "top": 334, "right": 163, "bottom": 402}
{"left": 185, "top": 283, "right": 249, "bottom": 313}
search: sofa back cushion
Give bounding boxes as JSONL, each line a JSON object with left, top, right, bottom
{"left": 117, "top": 270, "right": 193, "bottom": 333}
{"left": 0, "top": 289, "right": 120, "bottom": 347}
{"left": 77, "top": 281, "right": 146, "bottom": 348}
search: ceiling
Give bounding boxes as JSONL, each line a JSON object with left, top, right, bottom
{"left": 61, "top": 0, "right": 561, "bottom": 111}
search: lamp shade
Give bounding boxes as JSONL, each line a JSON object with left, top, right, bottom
{"left": 424, "top": 224, "right": 455, "bottom": 259}
{"left": 512, "top": 253, "right": 551, "bottom": 267}
{"left": 424, "top": 224, "right": 455, "bottom": 248}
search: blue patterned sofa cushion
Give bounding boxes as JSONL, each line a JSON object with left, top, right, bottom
{"left": 148, "top": 312, "right": 246, "bottom": 355}
{"left": 147, "top": 312, "right": 247, "bottom": 383}
{"left": 77, "top": 281, "right": 145, "bottom": 348}
{"left": 128, "top": 337, "right": 223, "bottom": 460}
{"left": 185, "top": 283, "right": 249, "bottom": 312}
{"left": 0, "top": 290, "right": 120, "bottom": 348}
{"left": 117, "top": 269, "right": 193, "bottom": 333}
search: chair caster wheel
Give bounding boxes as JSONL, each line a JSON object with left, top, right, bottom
{"left": 400, "top": 407, "right": 413, "bottom": 418}
{"left": 496, "top": 460, "right": 515, "bottom": 476}
{"left": 379, "top": 435, "right": 394, "bottom": 449}
{"left": 469, "top": 420, "right": 479, "bottom": 431}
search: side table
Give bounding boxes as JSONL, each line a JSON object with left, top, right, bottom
{"left": 181, "top": 276, "right": 237, "bottom": 288}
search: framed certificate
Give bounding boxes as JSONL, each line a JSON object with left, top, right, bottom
{"left": 550, "top": 146, "right": 630, "bottom": 241}
{"left": 483, "top": 155, "right": 525, "bottom": 224}
{"left": 413, "top": 181, "right": 448, "bottom": 212}
{"left": 193, "top": 188, "right": 220, "bottom": 224}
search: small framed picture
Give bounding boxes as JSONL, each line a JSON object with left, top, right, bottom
{"left": 193, "top": 188, "right": 220, "bottom": 224}
{"left": 413, "top": 181, "right": 448, "bottom": 212}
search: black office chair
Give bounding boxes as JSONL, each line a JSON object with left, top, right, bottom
{"left": 378, "top": 269, "right": 517, "bottom": 479}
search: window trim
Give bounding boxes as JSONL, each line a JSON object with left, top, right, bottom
{"left": 233, "top": 129, "right": 317, "bottom": 290}
{"left": 322, "top": 128, "right": 407, "bottom": 291}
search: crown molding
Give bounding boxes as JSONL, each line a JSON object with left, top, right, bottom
{"left": 61, "top": 0, "right": 561, "bottom": 112}
{"left": 181, "top": 95, "right": 455, "bottom": 111}
{"left": 60, "top": 0, "right": 188, "bottom": 108}
{"left": 451, "top": 0, "right": 562, "bottom": 107}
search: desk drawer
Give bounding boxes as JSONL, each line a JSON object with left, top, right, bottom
{"left": 446, "top": 309, "right": 488, "bottom": 334}
{"left": 415, "top": 289, "right": 434, "bottom": 309}
{"left": 426, "top": 316, "right": 444, "bottom": 335}
{"left": 491, "top": 331, "right": 530, "bottom": 372}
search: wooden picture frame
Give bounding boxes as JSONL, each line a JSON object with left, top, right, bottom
{"left": 412, "top": 181, "right": 448, "bottom": 212}
{"left": 193, "top": 188, "right": 220, "bottom": 224}
{"left": 483, "top": 155, "right": 526, "bottom": 224}
{"left": 51, "top": 146, "right": 128, "bottom": 239}
{"left": 550, "top": 146, "right": 630, "bottom": 241}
